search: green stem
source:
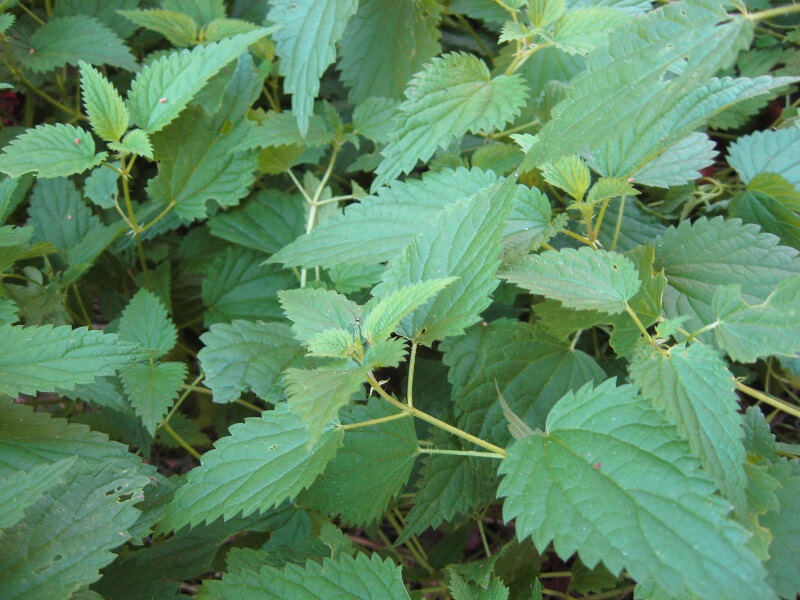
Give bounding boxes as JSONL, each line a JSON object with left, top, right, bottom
{"left": 136, "top": 201, "right": 176, "bottom": 234}
{"left": 406, "top": 342, "right": 418, "bottom": 408}
{"left": 684, "top": 320, "right": 720, "bottom": 342}
{"left": 181, "top": 383, "right": 213, "bottom": 395}
{"left": 163, "top": 373, "right": 203, "bottom": 426}
{"left": 610, "top": 195, "right": 626, "bottom": 252}
{"left": 418, "top": 447, "right": 505, "bottom": 459}
{"left": 736, "top": 381, "right": 800, "bottom": 419}
{"left": 71, "top": 282, "right": 92, "bottom": 327}
{"left": 476, "top": 516, "right": 492, "bottom": 557}
{"left": 592, "top": 197, "right": 612, "bottom": 243}
{"left": 453, "top": 13, "right": 492, "bottom": 56}
{"left": 162, "top": 421, "right": 202, "bottom": 460}
{"left": 367, "top": 373, "right": 508, "bottom": 456}
{"left": 235, "top": 398, "right": 263, "bottom": 412}
{"left": 746, "top": 3, "right": 800, "bottom": 21}
{"left": 17, "top": 2, "right": 45, "bottom": 25}
{"left": 119, "top": 156, "right": 150, "bottom": 289}
{"left": 341, "top": 412, "right": 410, "bottom": 430}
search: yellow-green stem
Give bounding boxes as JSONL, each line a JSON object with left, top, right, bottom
{"left": 341, "top": 412, "right": 410, "bottom": 430}
{"left": 367, "top": 374, "right": 508, "bottom": 456}
{"left": 235, "top": 398, "right": 263, "bottom": 412}
{"left": 418, "top": 447, "right": 505, "bottom": 459}
{"left": 746, "top": 3, "right": 800, "bottom": 21}
{"left": 406, "top": 342, "right": 418, "bottom": 407}
{"left": 162, "top": 421, "right": 202, "bottom": 460}
{"left": 736, "top": 381, "right": 800, "bottom": 419}
{"left": 163, "top": 373, "right": 204, "bottom": 426}
{"left": 71, "top": 282, "right": 92, "bottom": 326}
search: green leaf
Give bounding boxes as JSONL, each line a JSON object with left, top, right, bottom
{"left": 529, "top": 0, "right": 566, "bottom": 28}
{"left": 362, "top": 277, "right": 456, "bottom": 343}
{"left": 520, "top": 2, "right": 752, "bottom": 171}
{"left": 497, "top": 379, "right": 772, "bottom": 600}
{"left": 728, "top": 127, "right": 800, "bottom": 190}
{"left": 52, "top": 0, "right": 139, "bottom": 39}
{"left": 127, "top": 28, "right": 269, "bottom": 133}
{"left": 201, "top": 18, "right": 261, "bottom": 43}
{"left": 208, "top": 189, "right": 305, "bottom": 255}
{"left": 711, "top": 276, "right": 800, "bottom": 363}
{"left": 283, "top": 366, "right": 367, "bottom": 446}
{"left": 444, "top": 319, "right": 605, "bottom": 445}
{"left": 0, "top": 123, "right": 107, "bottom": 178}
{"left": 118, "top": 289, "right": 177, "bottom": 358}
{"left": 0, "top": 324, "right": 144, "bottom": 397}
{"left": 161, "top": 405, "right": 343, "bottom": 529}
{"left": 28, "top": 177, "right": 99, "bottom": 254}
{"left": 500, "top": 247, "right": 640, "bottom": 315}
{"left": 0, "top": 403, "right": 154, "bottom": 599}
{"left": 199, "top": 321, "right": 307, "bottom": 404}
{"left": 163, "top": 0, "right": 225, "bottom": 25}
{"left": 147, "top": 107, "right": 257, "bottom": 222}
{"left": 301, "top": 399, "right": 417, "bottom": 525}
{"left": 121, "top": 362, "right": 187, "bottom": 435}
{"left": 118, "top": 9, "right": 198, "bottom": 47}
{"left": 540, "top": 155, "right": 590, "bottom": 202}
{"left": 373, "top": 180, "right": 515, "bottom": 345}
{"left": 629, "top": 342, "right": 747, "bottom": 514}
{"left": 279, "top": 287, "right": 360, "bottom": 345}
{"left": 762, "top": 460, "right": 800, "bottom": 599}
{"left": 79, "top": 61, "right": 129, "bottom": 143}
{"left": 338, "top": 0, "right": 442, "bottom": 103}
{"left": 268, "top": 0, "right": 359, "bottom": 136}
{"left": 596, "top": 197, "right": 667, "bottom": 253}
{"left": 0, "top": 457, "right": 76, "bottom": 531}
{"left": 271, "top": 167, "right": 501, "bottom": 269}
{"left": 200, "top": 552, "right": 410, "bottom": 599}
{"left": 747, "top": 173, "right": 800, "bottom": 211}
{"left": 109, "top": 129, "right": 154, "bottom": 159}
{"left": 632, "top": 132, "right": 717, "bottom": 188}
{"left": 729, "top": 190, "right": 800, "bottom": 250}
{"left": 0, "top": 13, "right": 15, "bottom": 36}
{"left": 19, "top": 16, "right": 137, "bottom": 73}
{"left": 374, "top": 52, "right": 528, "bottom": 187}
{"left": 202, "top": 247, "right": 296, "bottom": 326}
{"left": 305, "top": 328, "right": 355, "bottom": 358}
{"left": 235, "top": 112, "right": 335, "bottom": 151}
{"left": 552, "top": 8, "right": 630, "bottom": 56}
{"left": 352, "top": 97, "right": 401, "bottom": 143}
{"left": 654, "top": 216, "right": 800, "bottom": 338}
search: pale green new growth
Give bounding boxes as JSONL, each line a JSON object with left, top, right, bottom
{"left": 268, "top": 0, "right": 359, "bottom": 136}
{"left": 121, "top": 362, "right": 187, "bottom": 435}
{"left": 500, "top": 247, "right": 640, "bottom": 315}
{"left": 279, "top": 287, "right": 361, "bottom": 345}
{"left": 127, "top": 28, "right": 270, "bottom": 133}
{"left": 118, "top": 9, "right": 198, "bottom": 47}
{"left": 374, "top": 53, "right": 529, "bottom": 187}
{"left": 0, "top": 124, "right": 107, "bottom": 178}
{"left": 498, "top": 379, "right": 772, "bottom": 599}
{"left": 109, "top": 129, "right": 154, "bottom": 159}
{"left": 79, "top": 61, "right": 129, "bottom": 143}
{"left": 162, "top": 405, "right": 343, "bottom": 529}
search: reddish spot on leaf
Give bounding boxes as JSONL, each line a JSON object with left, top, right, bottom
{"left": 74, "top": 138, "right": 81, "bottom": 145}
{"left": 627, "top": 177, "right": 635, "bottom": 183}
{"left": 28, "top": 48, "right": 34, "bottom": 55}
{"left": 593, "top": 462, "right": 601, "bottom": 469}
{"left": 67, "top": 214, "right": 73, "bottom": 220}
{"left": 159, "top": 98, "right": 167, "bottom": 104}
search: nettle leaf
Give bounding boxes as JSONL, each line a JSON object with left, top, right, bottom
{"left": 338, "top": 0, "right": 442, "bottom": 103}
{"left": 362, "top": 277, "right": 457, "bottom": 343}
{"left": 0, "top": 124, "right": 107, "bottom": 178}
{"left": 201, "top": 552, "right": 410, "bottom": 599}
{"left": 762, "top": 460, "right": 800, "bottom": 599}
{"left": 629, "top": 342, "right": 747, "bottom": 514}
{"left": 374, "top": 179, "right": 515, "bottom": 345}
{"left": 711, "top": 275, "right": 800, "bottom": 363}
{"left": 52, "top": 0, "right": 139, "bottom": 38}
{"left": 0, "top": 403, "right": 154, "bottom": 599}
{"left": 209, "top": 189, "right": 306, "bottom": 255}
{"left": 118, "top": 9, "right": 199, "bottom": 47}
{"left": 351, "top": 97, "right": 400, "bottom": 144}
{"left": 445, "top": 319, "right": 605, "bottom": 445}
{"left": 109, "top": 129, "right": 154, "bottom": 159}
{"left": 79, "top": 61, "right": 129, "bottom": 143}
{"left": 279, "top": 287, "right": 360, "bottom": 345}
{"left": 730, "top": 190, "right": 800, "bottom": 251}
{"left": 552, "top": 7, "right": 630, "bottom": 56}
{"left": 28, "top": 177, "right": 98, "bottom": 254}
{"left": 521, "top": 1, "right": 751, "bottom": 172}
{"left": 271, "top": 167, "right": 500, "bottom": 269}
{"left": 500, "top": 247, "right": 640, "bottom": 315}
{"left": 201, "top": 18, "right": 261, "bottom": 43}
{"left": 654, "top": 216, "right": 800, "bottom": 337}
{"left": 19, "top": 16, "right": 137, "bottom": 73}
{"left": 540, "top": 154, "right": 590, "bottom": 202}
{"left": 728, "top": 127, "right": 800, "bottom": 190}
{"left": 632, "top": 132, "right": 717, "bottom": 188}
{"left": 147, "top": 106, "right": 257, "bottom": 222}
{"left": 0, "top": 457, "right": 75, "bottom": 531}
{"left": 0, "top": 324, "right": 144, "bottom": 397}
{"left": 162, "top": 405, "right": 343, "bottom": 530}
{"left": 202, "top": 247, "right": 296, "bottom": 326}
{"left": 127, "top": 28, "right": 269, "bottom": 133}
{"left": 301, "top": 399, "right": 417, "bottom": 526}
{"left": 118, "top": 289, "right": 177, "bottom": 358}
{"left": 121, "top": 362, "right": 187, "bottom": 435}
{"left": 283, "top": 366, "right": 367, "bottom": 446}
{"left": 268, "top": 0, "right": 359, "bottom": 136}
{"left": 497, "top": 379, "right": 772, "bottom": 599}
{"left": 199, "top": 321, "right": 307, "bottom": 404}
{"left": 374, "top": 52, "right": 528, "bottom": 187}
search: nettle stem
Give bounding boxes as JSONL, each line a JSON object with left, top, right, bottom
{"left": 367, "top": 373, "right": 508, "bottom": 457}
{"left": 736, "top": 381, "right": 800, "bottom": 420}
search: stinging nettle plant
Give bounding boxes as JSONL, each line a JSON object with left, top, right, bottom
{"left": 0, "top": 0, "right": 799, "bottom": 598}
